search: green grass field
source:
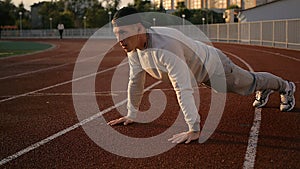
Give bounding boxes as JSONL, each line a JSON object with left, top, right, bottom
{"left": 0, "top": 41, "right": 53, "bottom": 58}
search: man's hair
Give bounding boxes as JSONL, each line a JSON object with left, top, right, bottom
{"left": 112, "top": 7, "right": 151, "bottom": 28}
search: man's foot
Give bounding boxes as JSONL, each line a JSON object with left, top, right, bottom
{"left": 253, "top": 89, "right": 274, "bottom": 108}
{"left": 280, "top": 81, "right": 296, "bottom": 112}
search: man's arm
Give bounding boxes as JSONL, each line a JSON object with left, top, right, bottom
{"left": 159, "top": 49, "right": 201, "bottom": 143}
{"left": 108, "top": 52, "right": 146, "bottom": 125}
{"left": 126, "top": 59, "right": 146, "bottom": 120}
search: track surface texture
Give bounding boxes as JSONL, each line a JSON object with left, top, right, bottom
{"left": 0, "top": 39, "right": 299, "bottom": 169}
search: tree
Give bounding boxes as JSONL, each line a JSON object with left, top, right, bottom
{"left": 59, "top": 11, "right": 75, "bottom": 28}
{"left": 173, "top": 1, "right": 191, "bottom": 21}
{"left": 227, "top": 4, "right": 240, "bottom": 9}
{"left": 0, "top": 0, "right": 17, "bottom": 26}
{"left": 103, "top": 0, "right": 120, "bottom": 12}
{"left": 85, "top": 2, "right": 109, "bottom": 28}
{"left": 128, "top": 0, "right": 157, "bottom": 12}
{"left": 38, "top": 1, "right": 75, "bottom": 29}
{"left": 16, "top": 2, "right": 31, "bottom": 29}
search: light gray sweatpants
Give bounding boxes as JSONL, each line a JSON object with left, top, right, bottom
{"left": 204, "top": 49, "right": 287, "bottom": 96}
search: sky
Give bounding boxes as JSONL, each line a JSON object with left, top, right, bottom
{"left": 12, "top": 0, "right": 132, "bottom": 11}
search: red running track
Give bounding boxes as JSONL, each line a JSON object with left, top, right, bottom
{"left": 0, "top": 39, "right": 299, "bottom": 168}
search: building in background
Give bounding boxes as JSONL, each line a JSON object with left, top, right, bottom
{"left": 238, "top": 0, "right": 300, "bottom": 22}
{"left": 31, "top": 2, "right": 46, "bottom": 29}
{"left": 153, "top": 0, "right": 278, "bottom": 10}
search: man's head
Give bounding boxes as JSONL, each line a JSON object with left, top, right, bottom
{"left": 112, "top": 7, "right": 149, "bottom": 52}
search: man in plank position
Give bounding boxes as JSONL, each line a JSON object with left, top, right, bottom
{"left": 107, "top": 7, "right": 296, "bottom": 144}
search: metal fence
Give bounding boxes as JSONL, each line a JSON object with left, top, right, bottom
{"left": 204, "top": 18, "right": 300, "bottom": 50}
{"left": 0, "top": 28, "right": 106, "bottom": 39}
{"left": 1, "top": 19, "right": 299, "bottom": 50}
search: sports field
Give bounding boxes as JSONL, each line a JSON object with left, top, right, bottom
{"left": 0, "top": 41, "right": 53, "bottom": 57}
{"left": 0, "top": 39, "right": 299, "bottom": 168}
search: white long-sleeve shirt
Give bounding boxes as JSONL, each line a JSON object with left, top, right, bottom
{"left": 126, "top": 27, "right": 223, "bottom": 131}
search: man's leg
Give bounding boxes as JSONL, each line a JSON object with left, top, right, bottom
{"left": 59, "top": 30, "right": 63, "bottom": 39}
{"left": 226, "top": 67, "right": 295, "bottom": 111}
{"left": 253, "top": 72, "right": 287, "bottom": 92}
{"left": 207, "top": 48, "right": 295, "bottom": 111}
{"left": 253, "top": 72, "right": 295, "bottom": 111}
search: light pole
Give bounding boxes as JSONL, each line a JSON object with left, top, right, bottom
{"left": 108, "top": 11, "right": 112, "bottom": 37}
{"left": 202, "top": 17, "right": 206, "bottom": 34}
{"left": 18, "top": 11, "right": 22, "bottom": 36}
{"left": 83, "top": 16, "right": 86, "bottom": 36}
{"left": 152, "top": 18, "right": 156, "bottom": 26}
{"left": 49, "top": 17, "right": 52, "bottom": 29}
{"left": 182, "top": 14, "right": 185, "bottom": 26}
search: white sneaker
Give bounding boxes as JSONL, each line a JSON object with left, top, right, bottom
{"left": 280, "top": 81, "right": 296, "bottom": 112}
{"left": 253, "top": 89, "right": 274, "bottom": 108}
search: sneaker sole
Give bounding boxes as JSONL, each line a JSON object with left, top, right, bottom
{"left": 282, "top": 82, "right": 296, "bottom": 112}
{"left": 255, "top": 90, "right": 274, "bottom": 108}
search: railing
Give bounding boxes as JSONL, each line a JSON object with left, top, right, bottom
{"left": 203, "top": 18, "right": 300, "bottom": 50}
{"left": 0, "top": 28, "right": 103, "bottom": 39}
{"left": 1, "top": 19, "right": 299, "bottom": 50}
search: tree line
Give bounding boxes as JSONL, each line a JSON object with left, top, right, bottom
{"left": 0, "top": 0, "right": 225, "bottom": 29}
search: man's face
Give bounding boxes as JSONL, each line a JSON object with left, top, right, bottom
{"left": 113, "top": 24, "right": 140, "bottom": 52}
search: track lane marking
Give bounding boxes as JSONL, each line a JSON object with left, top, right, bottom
{"left": 1, "top": 45, "right": 288, "bottom": 167}
{"left": 0, "top": 86, "right": 208, "bottom": 97}
{"left": 224, "top": 44, "right": 300, "bottom": 62}
{"left": 0, "top": 43, "right": 114, "bottom": 79}
{"left": 0, "top": 47, "right": 65, "bottom": 68}
{"left": 243, "top": 108, "right": 262, "bottom": 169}
{"left": 0, "top": 53, "right": 97, "bottom": 80}
{"left": 0, "top": 61, "right": 128, "bottom": 103}
{"left": 0, "top": 81, "right": 161, "bottom": 166}
{"left": 224, "top": 51, "right": 261, "bottom": 169}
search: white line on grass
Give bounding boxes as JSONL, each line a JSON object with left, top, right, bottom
{"left": 0, "top": 81, "right": 161, "bottom": 166}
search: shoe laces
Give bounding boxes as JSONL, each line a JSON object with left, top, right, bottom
{"left": 280, "top": 91, "right": 291, "bottom": 104}
{"left": 255, "top": 91, "right": 262, "bottom": 100}
{"left": 255, "top": 90, "right": 271, "bottom": 101}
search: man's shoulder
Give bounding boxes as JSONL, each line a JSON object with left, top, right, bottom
{"left": 149, "top": 27, "right": 191, "bottom": 51}
{"left": 150, "top": 27, "right": 183, "bottom": 38}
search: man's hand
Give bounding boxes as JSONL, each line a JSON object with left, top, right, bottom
{"left": 107, "top": 117, "right": 134, "bottom": 126}
{"left": 168, "top": 131, "right": 200, "bottom": 144}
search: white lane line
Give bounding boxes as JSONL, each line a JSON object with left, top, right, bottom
{"left": 0, "top": 43, "right": 114, "bottom": 79}
{"left": 0, "top": 61, "right": 128, "bottom": 103}
{"left": 256, "top": 49, "right": 300, "bottom": 62}
{"left": 0, "top": 86, "right": 208, "bottom": 98}
{"left": 228, "top": 44, "right": 300, "bottom": 62}
{"left": 0, "top": 86, "right": 207, "bottom": 97}
{"left": 0, "top": 53, "right": 96, "bottom": 80}
{"left": 223, "top": 51, "right": 260, "bottom": 169}
{"left": 0, "top": 48, "right": 66, "bottom": 68}
{"left": 243, "top": 108, "right": 262, "bottom": 169}
{"left": 0, "top": 62, "right": 73, "bottom": 80}
{"left": 0, "top": 81, "right": 162, "bottom": 166}
{"left": 223, "top": 51, "right": 254, "bottom": 72}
